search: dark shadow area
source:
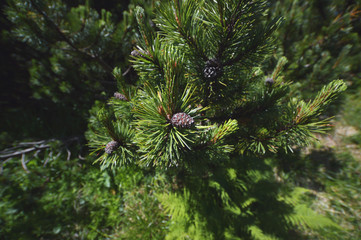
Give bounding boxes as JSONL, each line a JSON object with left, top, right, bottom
{"left": 168, "top": 153, "right": 307, "bottom": 239}
{"left": 278, "top": 147, "right": 342, "bottom": 191}
{"left": 0, "top": 0, "right": 134, "bottom": 149}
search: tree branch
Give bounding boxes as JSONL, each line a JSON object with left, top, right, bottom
{"left": 29, "top": 0, "right": 114, "bottom": 74}
{"left": 21, "top": 154, "right": 30, "bottom": 173}
{"left": 173, "top": 2, "right": 208, "bottom": 61}
{"left": 0, "top": 137, "right": 83, "bottom": 159}
{"left": 0, "top": 145, "right": 49, "bottom": 159}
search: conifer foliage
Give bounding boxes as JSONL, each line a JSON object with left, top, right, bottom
{"left": 87, "top": 0, "right": 346, "bottom": 238}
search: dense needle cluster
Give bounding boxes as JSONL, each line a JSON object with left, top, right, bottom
{"left": 170, "top": 112, "right": 194, "bottom": 128}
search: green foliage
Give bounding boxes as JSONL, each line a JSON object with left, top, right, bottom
{"left": 276, "top": 140, "right": 361, "bottom": 240}
{"left": 87, "top": 102, "right": 136, "bottom": 169}
{"left": 268, "top": 0, "right": 361, "bottom": 98}
{"left": 157, "top": 159, "right": 342, "bottom": 240}
{"left": 86, "top": 0, "right": 347, "bottom": 239}
{"left": 319, "top": 152, "right": 361, "bottom": 240}
{"left": 0, "top": 152, "right": 169, "bottom": 239}
{"left": 265, "top": 1, "right": 361, "bottom": 238}
{"left": 1, "top": 0, "right": 169, "bottom": 239}
{"left": 282, "top": 187, "right": 340, "bottom": 230}
{"left": 2, "top": 0, "right": 358, "bottom": 239}
{"left": 343, "top": 91, "right": 361, "bottom": 129}
{"left": 1, "top": 0, "right": 150, "bottom": 143}
{"left": 90, "top": 0, "right": 346, "bottom": 166}
{"left": 6, "top": 0, "right": 119, "bottom": 101}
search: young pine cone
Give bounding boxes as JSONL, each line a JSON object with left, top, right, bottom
{"left": 114, "top": 92, "right": 128, "bottom": 101}
{"left": 131, "top": 49, "right": 147, "bottom": 58}
{"left": 170, "top": 112, "right": 194, "bottom": 128}
{"left": 265, "top": 77, "right": 274, "bottom": 86}
{"left": 105, "top": 140, "right": 120, "bottom": 154}
{"left": 204, "top": 58, "right": 223, "bottom": 80}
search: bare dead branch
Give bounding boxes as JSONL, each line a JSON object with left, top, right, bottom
{"left": 33, "top": 150, "right": 41, "bottom": 158}
{"left": 18, "top": 139, "right": 55, "bottom": 146}
{"left": 0, "top": 145, "right": 50, "bottom": 159}
{"left": 43, "top": 156, "right": 50, "bottom": 167}
{"left": 66, "top": 147, "right": 71, "bottom": 161}
{"left": 0, "top": 136, "right": 85, "bottom": 172}
{"left": 21, "top": 154, "right": 29, "bottom": 173}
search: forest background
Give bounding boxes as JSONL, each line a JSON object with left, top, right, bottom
{"left": 0, "top": 0, "right": 360, "bottom": 239}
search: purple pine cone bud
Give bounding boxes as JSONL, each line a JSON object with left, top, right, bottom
{"left": 114, "top": 92, "right": 128, "bottom": 101}
{"left": 265, "top": 77, "right": 274, "bottom": 86}
{"left": 170, "top": 112, "right": 194, "bottom": 128}
{"left": 131, "top": 49, "right": 146, "bottom": 58}
{"left": 105, "top": 140, "right": 120, "bottom": 154}
{"left": 204, "top": 58, "right": 223, "bottom": 79}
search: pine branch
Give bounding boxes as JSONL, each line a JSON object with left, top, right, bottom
{"left": 216, "top": 0, "right": 242, "bottom": 59}
{"left": 29, "top": 0, "right": 114, "bottom": 73}
{"left": 172, "top": 0, "right": 208, "bottom": 61}
{"left": 295, "top": 80, "right": 347, "bottom": 124}
{"left": 240, "top": 80, "right": 346, "bottom": 153}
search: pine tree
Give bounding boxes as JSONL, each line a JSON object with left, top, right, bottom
{"left": 87, "top": 0, "right": 346, "bottom": 239}
{"left": 268, "top": 0, "right": 360, "bottom": 99}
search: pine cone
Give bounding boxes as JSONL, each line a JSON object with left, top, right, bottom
{"left": 265, "top": 77, "right": 274, "bottom": 86}
{"left": 114, "top": 92, "right": 128, "bottom": 101}
{"left": 131, "top": 49, "right": 146, "bottom": 58}
{"left": 204, "top": 58, "right": 223, "bottom": 80}
{"left": 170, "top": 112, "right": 194, "bottom": 128}
{"left": 105, "top": 140, "right": 120, "bottom": 154}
